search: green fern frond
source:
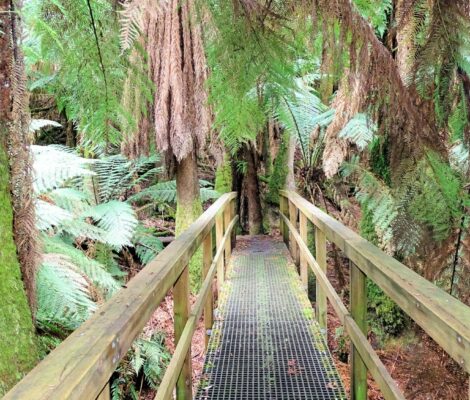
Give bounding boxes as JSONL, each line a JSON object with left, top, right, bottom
{"left": 83, "top": 201, "right": 138, "bottom": 249}
{"left": 32, "top": 145, "right": 95, "bottom": 194}
{"left": 36, "top": 199, "right": 73, "bottom": 231}
{"left": 42, "top": 235, "right": 120, "bottom": 297}
{"left": 36, "top": 259, "right": 97, "bottom": 331}
{"left": 338, "top": 113, "right": 376, "bottom": 150}
{"left": 132, "top": 224, "right": 164, "bottom": 265}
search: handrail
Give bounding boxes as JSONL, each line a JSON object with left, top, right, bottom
{"left": 5, "top": 192, "right": 238, "bottom": 400}
{"left": 279, "top": 190, "right": 470, "bottom": 400}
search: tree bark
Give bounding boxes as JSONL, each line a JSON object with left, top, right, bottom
{"left": 241, "top": 143, "right": 263, "bottom": 235}
{"left": 175, "top": 150, "right": 203, "bottom": 291}
{"left": 285, "top": 134, "right": 296, "bottom": 191}
{"left": 0, "top": 0, "right": 38, "bottom": 392}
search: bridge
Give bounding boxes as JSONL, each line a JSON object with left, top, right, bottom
{"left": 5, "top": 192, "right": 470, "bottom": 399}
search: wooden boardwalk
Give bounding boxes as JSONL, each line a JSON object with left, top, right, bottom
{"left": 196, "top": 236, "right": 346, "bottom": 400}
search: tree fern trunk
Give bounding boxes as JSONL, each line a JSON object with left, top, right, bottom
{"left": 0, "top": 1, "right": 39, "bottom": 392}
{"left": 175, "top": 151, "right": 203, "bottom": 292}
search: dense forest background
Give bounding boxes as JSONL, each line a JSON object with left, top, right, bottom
{"left": 0, "top": 0, "right": 469, "bottom": 398}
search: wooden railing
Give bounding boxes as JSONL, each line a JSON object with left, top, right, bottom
{"left": 279, "top": 190, "right": 470, "bottom": 400}
{"left": 5, "top": 192, "right": 238, "bottom": 400}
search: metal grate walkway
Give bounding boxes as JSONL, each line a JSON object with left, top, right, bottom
{"left": 196, "top": 235, "right": 346, "bottom": 400}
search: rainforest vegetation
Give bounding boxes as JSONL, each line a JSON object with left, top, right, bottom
{"left": 0, "top": 0, "right": 469, "bottom": 398}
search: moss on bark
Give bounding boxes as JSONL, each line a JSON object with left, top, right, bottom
{"left": 215, "top": 155, "right": 232, "bottom": 194}
{"left": 176, "top": 200, "right": 204, "bottom": 293}
{"left": 0, "top": 144, "right": 38, "bottom": 395}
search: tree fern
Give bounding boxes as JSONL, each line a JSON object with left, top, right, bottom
{"left": 132, "top": 224, "right": 164, "bottom": 266}
{"left": 36, "top": 259, "right": 97, "bottom": 332}
{"left": 42, "top": 235, "right": 120, "bottom": 297}
{"left": 83, "top": 201, "right": 138, "bottom": 249}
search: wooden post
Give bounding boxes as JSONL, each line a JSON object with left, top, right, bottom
{"left": 215, "top": 213, "right": 224, "bottom": 293}
{"left": 299, "top": 212, "right": 308, "bottom": 290}
{"left": 315, "top": 227, "right": 327, "bottom": 333}
{"left": 289, "top": 201, "right": 300, "bottom": 266}
{"left": 174, "top": 266, "right": 192, "bottom": 400}
{"left": 350, "top": 261, "right": 367, "bottom": 400}
{"left": 202, "top": 233, "right": 213, "bottom": 348}
{"left": 230, "top": 198, "right": 236, "bottom": 249}
{"left": 279, "top": 195, "right": 289, "bottom": 245}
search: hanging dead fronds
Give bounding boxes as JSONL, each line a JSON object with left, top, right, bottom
{"left": 315, "top": 0, "right": 446, "bottom": 178}
{"left": 120, "top": 0, "right": 210, "bottom": 161}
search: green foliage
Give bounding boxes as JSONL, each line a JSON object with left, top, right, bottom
{"left": 367, "top": 280, "right": 408, "bottom": 343}
{"left": 24, "top": 0, "right": 150, "bottom": 152}
{"left": 338, "top": 113, "right": 376, "bottom": 151}
{"left": 369, "top": 136, "right": 391, "bottom": 186}
{"left": 111, "top": 333, "right": 170, "bottom": 399}
{"left": 206, "top": 1, "right": 305, "bottom": 150}
{"left": 36, "top": 260, "right": 97, "bottom": 332}
{"left": 133, "top": 224, "right": 164, "bottom": 266}
{"left": 215, "top": 156, "right": 233, "bottom": 194}
{"left": 407, "top": 152, "right": 465, "bottom": 242}
{"left": 266, "top": 133, "right": 289, "bottom": 205}
{"left": 128, "top": 179, "right": 220, "bottom": 205}
{"left": 353, "top": 0, "right": 393, "bottom": 38}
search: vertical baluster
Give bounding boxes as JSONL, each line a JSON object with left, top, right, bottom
{"left": 315, "top": 227, "right": 327, "bottom": 333}
{"left": 202, "top": 233, "right": 213, "bottom": 348}
{"left": 174, "top": 266, "right": 192, "bottom": 400}
{"left": 299, "top": 212, "right": 308, "bottom": 290}
{"left": 350, "top": 261, "right": 367, "bottom": 400}
{"left": 230, "top": 198, "right": 237, "bottom": 249}
{"left": 288, "top": 201, "right": 300, "bottom": 266}
{"left": 215, "top": 212, "right": 224, "bottom": 292}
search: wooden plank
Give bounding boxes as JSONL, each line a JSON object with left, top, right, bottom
{"left": 350, "top": 261, "right": 367, "bottom": 400}
{"left": 202, "top": 232, "right": 213, "bottom": 348}
{"left": 215, "top": 213, "right": 224, "bottom": 293}
{"left": 281, "top": 190, "right": 470, "bottom": 374}
{"left": 174, "top": 266, "right": 191, "bottom": 400}
{"left": 299, "top": 212, "right": 308, "bottom": 290}
{"left": 155, "top": 216, "right": 238, "bottom": 400}
{"left": 281, "top": 213, "right": 404, "bottom": 399}
{"left": 4, "top": 193, "right": 237, "bottom": 400}
{"left": 96, "top": 383, "right": 110, "bottom": 400}
{"left": 288, "top": 200, "right": 299, "bottom": 266}
{"left": 315, "top": 226, "right": 327, "bottom": 333}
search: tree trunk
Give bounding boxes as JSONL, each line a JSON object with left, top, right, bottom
{"left": 175, "top": 151, "right": 203, "bottom": 291}
{"left": 241, "top": 143, "right": 263, "bottom": 235}
{"left": 395, "top": 0, "right": 415, "bottom": 84}
{"left": 285, "top": 134, "right": 296, "bottom": 191}
{"left": 0, "top": 0, "right": 38, "bottom": 392}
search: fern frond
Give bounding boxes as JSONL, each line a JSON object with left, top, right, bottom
{"left": 132, "top": 224, "right": 164, "bottom": 266}
{"left": 29, "top": 119, "right": 62, "bottom": 132}
{"left": 36, "top": 199, "right": 73, "bottom": 231}
{"left": 36, "top": 258, "right": 97, "bottom": 331}
{"left": 338, "top": 113, "right": 376, "bottom": 150}
{"left": 32, "top": 145, "right": 95, "bottom": 194}
{"left": 42, "top": 235, "right": 120, "bottom": 297}
{"left": 84, "top": 201, "right": 138, "bottom": 249}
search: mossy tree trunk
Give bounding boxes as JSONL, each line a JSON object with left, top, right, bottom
{"left": 0, "top": 0, "right": 38, "bottom": 393}
{"left": 236, "top": 143, "right": 263, "bottom": 235}
{"left": 175, "top": 151, "right": 203, "bottom": 292}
